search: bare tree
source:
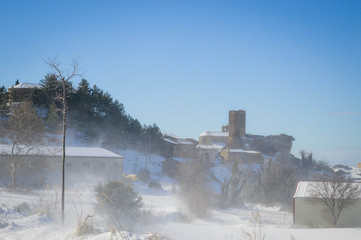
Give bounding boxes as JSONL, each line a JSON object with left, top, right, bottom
{"left": 309, "top": 174, "right": 361, "bottom": 227}
{"left": 44, "top": 57, "right": 81, "bottom": 225}
{"left": 2, "top": 101, "right": 43, "bottom": 186}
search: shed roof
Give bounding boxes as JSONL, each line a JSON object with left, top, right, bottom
{"left": 0, "top": 144, "right": 122, "bottom": 158}
{"left": 294, "top": 181, "right": 361, "bottom": 198}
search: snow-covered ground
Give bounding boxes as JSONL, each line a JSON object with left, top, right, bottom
{"left": 1, "top": 150, "right": 361, "bottom": 239}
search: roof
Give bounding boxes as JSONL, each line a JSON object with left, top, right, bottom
{"left": 163, "top": 134, "right": 196, "bottom": 145}
{"left": 12, "top": 82, "right": 41, "bottom": 89}
{"left": 197, "top": 144, "right": 223, "bottom": 150}
{"left": 294, "top": 181, "right": 361, "bottom": 198}
{"left": 228, "top": 149, "right": 260, "bottom": 154}
{"left": 199, "top": 131, "right": 229, "bottom": 137}
{"left": 0, "top": 144, "right": 122, "bottom": 158}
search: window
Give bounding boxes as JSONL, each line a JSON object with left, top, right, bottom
{"left": 83, "top": 162, "right": 90, "bottom": 168}
{"left": 98, "top": 162, "right": 105, "bottom": 168}
{"left": 66, "top": 162, "right": 72, "bottom": 167}
{"left": 113, "top": 163, "right": 119, "bottom": 168}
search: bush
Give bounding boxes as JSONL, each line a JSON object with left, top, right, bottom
{"left": 94, "top": 181, "right": 144, "bottom": 230}
{"left": 148, "top": 180, "right": 163, "bottom": 190}
{"left": 137, "top": 168, "right": 151, "bottom": 182}
{"left": 177, "top": 161, "right": 212, "bottom": 218}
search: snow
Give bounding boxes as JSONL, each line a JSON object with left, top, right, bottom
{"left": 197, "top": 145, "right": 223, "bottom": 150}
{"left": 1, "top": 149, "right": 361, "bottom": 239}
{"left": 164, "top": 138, "right": 179, "bottom": 145}
{"left": 12, "top": 82, "right": 41, "bottom": 89}
{"left": 199, "top": 131, "right": 228, "bottom": 137}
{"left": 228, "top": 149, "right": 260, "bottom": 154}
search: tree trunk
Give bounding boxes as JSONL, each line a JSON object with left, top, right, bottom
{"left": 11, "top": 144, "right": 16, "bottom": 187}
{"left": 61, "top": 79, "right": 67, "bottom": 226}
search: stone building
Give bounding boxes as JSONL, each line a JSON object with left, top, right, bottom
{"left": 163, "top": 134, "right": 198, "bottom": 160}
{"left": 199, "top": 109, "right": 295, "bottom": 164}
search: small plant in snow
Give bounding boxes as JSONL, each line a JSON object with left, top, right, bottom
{"left": 243, "top": 212, "right": 265, "bottom": 240}
{"left": 75, "top": 214, "right": 94, "bottom": 237}
{"left": 14, "top": 202, "right": 31, "bottom": 215}
{"left": 34, "top": 189, "right": 58, "bottom": 218}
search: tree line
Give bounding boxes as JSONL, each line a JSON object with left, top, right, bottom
{"left": 0, "top": 75, "right": 163, "bottom": 153}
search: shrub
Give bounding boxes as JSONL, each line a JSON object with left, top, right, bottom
{"left": 177, "top": 161, "right": 212, "bottom": 218}
{"left": 94, "top": 181, "right": 144, "bottom": 230}
{"left": 14, "top": 202, "right": 31, "bottom": 214}
{"left": 75, "top": 215, "right": 94, "bottom": 237}
{"left": 137, "top": 168, "right": 151, "bottom": 182}
{"left": 148, "top": 180, "right": 163, "bottom": 190}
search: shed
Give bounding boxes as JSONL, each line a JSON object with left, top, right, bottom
{"left": 0, "top": 144, "right": 124, "bottom": 185}
{"left": 293, "top": 181, "right": 361, "bottom": 227}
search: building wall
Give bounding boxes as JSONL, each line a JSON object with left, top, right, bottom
{"left": 294, "top": 197, "right": 361, "bottom": 227}
{"left": 173, "top": 144, "right": 197, "bottom": 159}
{"left": 197, "top": 148, "right": 219, "bottom": 163}
{"left": 199, "top": 135, "right": 228, "bottom": 145}
{"left": 0, "top": 154, "right": 124, "bottom": 185}
{"left": 221, "top": 150, "right": 264, "bottom": 164}
{"left": 65, "top": 156, "right": 123, "bottom": 182}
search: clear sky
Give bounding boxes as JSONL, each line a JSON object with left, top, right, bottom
{"left": 1, "top": 0, "right": 360, "bottom": 166}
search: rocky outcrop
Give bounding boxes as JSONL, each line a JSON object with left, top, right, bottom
{"left": 242, "top": 133, "right": 295, "bottom": 161}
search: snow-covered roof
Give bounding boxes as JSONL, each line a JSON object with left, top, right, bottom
{"left": 178, "top": 140, "right": 194, "bottom": 145}
{"left": 228, "top": 149, "right": 260, "bottom": 154}
{"left": 197, "top": 144, "right": 223, "bottom": 150}
{"left": 164, "top": 134, "right": 196, "bottom": 145}
{"left": 164, "top": 133, "right": 181, "bottom": 139}
{"left": 294, "top": 181, "right": 361, "bottom": 198}
{"left": 170, "top": 157, "right": 188, "bottom": 163}
{"left": 199, "top": 131, "right": 229, "bottom": 137}
{"left": 164, "top": 138, "right": 179, "bottom": 145}
{"left": 12, "top": 82, "right": 41, "bottom": 89}
{"left": 0, "top": 144, "right": 122, "bottom": 158}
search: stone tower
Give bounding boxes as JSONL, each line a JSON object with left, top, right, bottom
{"left": 227, "top": 110, "right": 246, "bottom": 149}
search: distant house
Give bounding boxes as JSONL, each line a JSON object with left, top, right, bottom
{"left": 0, "top": 144, "right": 124, "bottom": 186}
{"left": 197, "top": 144, "right": 222, "bottom": 164}
{"left": 293, "top": 181, "right": 361, "bottom": 228}
{"left": 199, "top": 131, "right": 228, "bottom": 146}
{"left": 163, "top": 134, "right": 198, "bottom": 160}
{"left": 8, "top": 82, "right": 41, "bottom": 102}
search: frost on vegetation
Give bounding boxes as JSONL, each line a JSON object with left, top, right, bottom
{"left": 75, "top": 214, "right": 94, "bottom": 237}
{"left": 242, "top": 212, "right": 265, "bottom": 240}
{"left": 94, "top": 181, "right": 144, "bottom": 231}
{"left": 34, "top": 189, "right": 58, "bottom": 218}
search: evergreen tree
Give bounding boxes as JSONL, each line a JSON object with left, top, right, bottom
{"left": 45, "top": 101, "right": 61, "bottom": 133}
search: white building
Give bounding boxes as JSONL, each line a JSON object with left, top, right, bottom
{"left": 293, "top": 181, "right": 361, "bottom": 227}
{"left": 0, "top": 144, "right": 124, "bottom": 186}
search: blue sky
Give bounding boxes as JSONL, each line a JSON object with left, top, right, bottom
{"left": 1, "top": 0, "right": 360, "bottom": 166}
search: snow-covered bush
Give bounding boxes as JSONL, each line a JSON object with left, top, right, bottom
{"left": 94, "top": 181, "right": 144, "bottom": 230}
